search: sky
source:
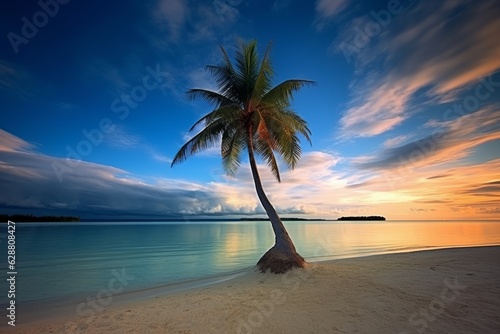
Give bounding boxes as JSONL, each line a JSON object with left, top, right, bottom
{"left": 0, "top": 0, "right": 499, "bottom": 220}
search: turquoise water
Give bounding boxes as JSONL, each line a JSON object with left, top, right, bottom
{"left": 1, "top": 220, "right": 500, "bottom": 307}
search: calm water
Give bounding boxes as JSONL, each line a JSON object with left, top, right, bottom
{"left": 1, "top": 220, "right": 500, "bottom": 306}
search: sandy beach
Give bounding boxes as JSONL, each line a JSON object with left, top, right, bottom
{"left": 7, "top": 246, "right": 500, "bottom": 334}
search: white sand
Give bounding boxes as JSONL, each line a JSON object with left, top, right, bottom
{"left": 6, "top": 246, "right": 500, "bottom": 333}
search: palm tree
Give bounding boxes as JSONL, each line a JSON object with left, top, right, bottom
{"left": 171, "top": 40, "right": 314, "bottom": 274}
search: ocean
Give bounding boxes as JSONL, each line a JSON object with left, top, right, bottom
{"left": 2, "top": 220, "right": 500, "bottom": 310}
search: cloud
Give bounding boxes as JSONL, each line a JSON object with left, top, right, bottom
{"left": 414, "top": 200, "right": 451, "bottom": 204}
{"left": 410, "top": 207, "right": 436, "bottom": 213}
{"left": 315, "top": 0, "right": 349, "bottom": 29}
{"left": 155, "top": 0, "right": 189, "bottom": 40}
{"left": 99, "top": 125, "right": 174, "bottom": 163}
{"left": 151, "top": 0, "right": 239, "bottom": 44}
{"left": 151, "top": 153, "right": 172, "bottom": 164}
{"left": 103, "top": 125, "right": 143, "bottom": 149}
{"left": 144, "top": 1, "right": 242, "bottom": 103}
{"left": 336, "top": 0, "right": 500, "bottom": 138}
{"left": 387, "top": 0, "right": 500, "bottom": 95}
{"left": 355, "top": 105, "right": 500, "bottom": 171}
{"left": 427, "top": 174, "right": 451, "bottom": 180}
{"left": 2, "top": 127, "right": 499, "bottom": 220}
{"left": 0, "top": 130, "right": 34, "bottom": 152}
{"left": 383, "top": 135, "right": 409, "bottom": 148}
{"left": 0, "top": 130, "right": 348, "bottom": 218}
{"left": 347, "top": 156, "right": 500, "bottom": 218}
{"left": 187, "top": 67, "right": 219, "bottom": 91}
{"left": 339, "top": 81, "right": 410, "bottom": 137}
{"left": 2, "top": 131, "right": 342, "bottom": 218}
{"left": 0, "top": 132, "right": 227, "bottom": 218}
{"left": 477, "top": 207, "right": 500, "bottom": 215}
{"left": 188, "top": 3, "right": 239, "bottom": 42}
{"left": 222, "top": 151, "right": 349, "bottom": 216}
{"left": 0, "top": 60, "right": 39, "bottom": 99}
{"left": 463, "top": 181, "right": 500, "bottom": 195}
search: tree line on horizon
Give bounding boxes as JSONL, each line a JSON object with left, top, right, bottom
{"left": 1, "top": 214, "right": 80, "bottom": 222}
{"left": 337, "top": 216, "right": 386, "bottom": 221}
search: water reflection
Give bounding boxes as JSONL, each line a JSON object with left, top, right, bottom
{"left": 286, "top": 221, "right": 500, "bottom": 261}
{"left": 4, "top": 220, "right": 500, "bottom": 303}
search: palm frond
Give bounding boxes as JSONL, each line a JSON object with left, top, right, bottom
{"left": 251, "top": 42, "right": 274, "bottom": 101}
{"left": 188, "top": 104, "right": 242, "bottom": 132}
{"left": 171, "top": 120, "right": 225, "bottom": 166}
{"left": 266, "top": 109, "right": 312, "bottom": 145}
{"left": 221, "top": 126, "right": 245, "bottom": 175}
{"left": 254, "top": 135, "right": 281, "bottom": 182}
{"left": 262, "top": 80, "right": 315, "bottom": 107}
{"left": 277, "top": 133, "right": 303, "bottom": 169}
{"left": 235, "top": 40, "right": 260, "bottom": 101}
{"left": 187, "top": 88, "right": 234, "bottom": 106}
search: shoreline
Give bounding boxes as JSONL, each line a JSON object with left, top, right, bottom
{"left": 8, "top": 245, "right": 500, "bottom": 333}
{"left": 15, "top": 267, "right": 253, "bottom": 325}
{"left": 15, "top": 243, "right": 499, "bottom": 320}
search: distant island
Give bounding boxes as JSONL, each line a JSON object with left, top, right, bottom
{"left": 240, "top": 217, "right": 328, "bottom": 221}
{"left": 1, "top": 214, "right": 80, "bottom": 222}
{"left": 337, "top": 216, "right": 386, "bottom": 221}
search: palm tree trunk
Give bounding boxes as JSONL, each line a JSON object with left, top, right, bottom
{"left": 246, "top": 127, "right": 306, "bottom": 273}
{"left": 247, "top": 143, "right": 295, "bottom": 250}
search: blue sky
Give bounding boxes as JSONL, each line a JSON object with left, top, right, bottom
{"left": 1, "top": 0, "right": 499, "bottom": 220}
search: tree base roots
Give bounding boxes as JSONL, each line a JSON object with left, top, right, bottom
{"left": 256, "top": 246, "right": 307, "bottom": 274}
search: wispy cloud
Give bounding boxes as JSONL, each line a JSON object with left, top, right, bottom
{"left": 356, "top": 105, "right": 500, "bottom": 171}
{"left": 339, "top": 80, "right": 411, "bottom": 138}
{"left": 0, "top": 60, "right": 38, "bottom": 99}
{"left": 145, "top": 1, "right": 242, "bottom": 102}
{"left": 188, "top": 3, "right": 239, "bottom": 42}
{"left": 315, "top": 0, "right": 349, "bottom": 30}
{"left": 155, "top": 0, "right": 189, "bottom": 40}
{"left": 187, "top": 67, "right": 219, "bottom": 91}
{"left": 336, "top": 0, "right": 500, "bottom": 138}
{"left": 151, "top": 152, "right": 172, "bottom": 164}
{"left": 0, "top": 129, "right": 34, "bottom": 152}
{"left": 103, "top": 125, "right": 174, "bottom": 163}
{"left": 383, "top": 135, "right": 409, "bottom": 148}
{"left": 104, "top": 125, "right": 142, "bottom": 149}
{"left": 152, "top": 0, "right": 240, "bottom": 44}
{"left": 346, "top": 156, "right": 500, "bottom": 219}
